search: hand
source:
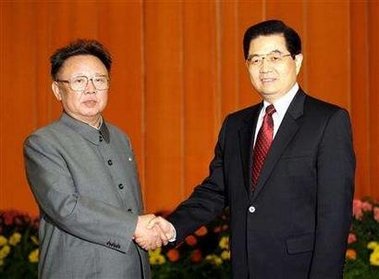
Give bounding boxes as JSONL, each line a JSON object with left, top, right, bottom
{"left": 147, "top": 216, "right": 176, "bottom": 241}
{"left": 134, "top": 214, "right": 168, "bottom": 250}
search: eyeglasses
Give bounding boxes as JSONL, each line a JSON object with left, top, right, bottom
{"left": 56, "top": 75, "right": 110, "bottom": 91}
{"left": 246, "top": 52, "right": 293, "bottom": 67}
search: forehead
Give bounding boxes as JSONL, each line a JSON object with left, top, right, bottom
{"left": 59, "top": 55, "right": 107, "bottom": 75}
{"left": 248, "top": 34, "right": 287, "bottom": 55}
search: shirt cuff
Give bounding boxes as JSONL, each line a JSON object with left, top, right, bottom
{"left": 168, "top": 223, "right": 177, "bottom": 242}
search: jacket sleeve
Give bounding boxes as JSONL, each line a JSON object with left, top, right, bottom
{"left": 310, "top": 108, "right": 355, "bottom": 278}
{"left": 167, "top": 117, "right": 229, "bottom": 243}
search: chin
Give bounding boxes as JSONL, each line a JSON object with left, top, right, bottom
{"left": 262, "top": 91, "right": 279, "bottom": 96}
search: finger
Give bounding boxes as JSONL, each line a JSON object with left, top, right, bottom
{"left": 147, "top": 217, "right": 160, "bottom": 229}
{"left": 154, "top": 237, "right": 162, "bottom": 249}
{"left": 155, "top": 227, "right": 167, "bottom": 244}
{"left": 137, "top": 240, "right": 149, "bottom": 251}
{"left": 148, "top": 229, "right": 162, "bottom": 248}
{"left": 157, "top": 227, "right": 169, "bottom": 245}
{"left": 146, "top": 217, "right": 161, "bottom": 229}
{"left": 135, "top": 239, "right": 147, "bottom": 247}
{"left": 156, "top": 220, "right": 174, "bottom": 241}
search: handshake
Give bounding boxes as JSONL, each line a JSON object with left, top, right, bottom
{"left": 133, "top": 214, "right": 176, "bottom": 250}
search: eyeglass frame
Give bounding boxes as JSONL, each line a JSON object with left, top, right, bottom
{"left": 245, "top": 51, "right": 294, "bottom": 67}
{"left": 55, "top": 75, "right": 110, "bottom": 91}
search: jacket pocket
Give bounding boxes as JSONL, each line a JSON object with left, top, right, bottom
{"left": 286, "top": 232, "right": 315, "bottom": 254}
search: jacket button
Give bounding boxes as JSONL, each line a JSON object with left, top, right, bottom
{"left": 107, "top": 159, "right": 113, "bottom": 165}
{"left": 127, "top": 208, "right": 133, "bottom": 212}
{"left": 248, "top": 206, "right": 256, "bottom": 213}
{"left": 118, "top": 184, "right": 124, "bottom": 189}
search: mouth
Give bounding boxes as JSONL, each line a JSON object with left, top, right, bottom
{"left": 261, "top": 76, "right": 275, "bottom": 81}
{"left": 260, "top": 77, "right": 276, "bottom": 84}
{"left": 83, "top": 99, "right": 97, "bottom": 106}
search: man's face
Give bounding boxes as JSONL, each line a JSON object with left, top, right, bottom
{"left": 246, "top": 34, "right": 303, "bottom": 103}
{"left": 52, "top": 55, "right": 109, "bottom": 125}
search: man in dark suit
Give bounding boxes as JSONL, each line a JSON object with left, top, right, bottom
{"left": 138, "top": 19, "right": 355, "bottom": 279}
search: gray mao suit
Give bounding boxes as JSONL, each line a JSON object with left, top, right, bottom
{"left": 24, "top": 113, "right": 150, "bottom": 279}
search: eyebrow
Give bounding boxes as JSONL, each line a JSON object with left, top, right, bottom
{"left": 248, "top": 49, "right": 284, "bottom": 57}
{"left": 71, "top": 73, "right": 108, "bottom": 77}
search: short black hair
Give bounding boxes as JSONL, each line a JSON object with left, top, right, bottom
{"left": 243, "top": 19, "right": 302, "bottom": 60}
{"left": 50, "top": 39, "right": 112, "bottom": 80}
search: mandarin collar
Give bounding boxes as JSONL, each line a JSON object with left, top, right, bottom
{"left": 60, "top": 112, "right": 110, "bottom": 145}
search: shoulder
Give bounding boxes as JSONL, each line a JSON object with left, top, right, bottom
{"left": 25, "top": 120, "right": 62, "bottom": 143}
{"left": 104, "top": 121, "right": 133, "bottom": 146}
{"left": 297, "top": 93, "right": 352, "bottom": 133}
{"left": 224, "top": 104, "right": 261, "bottom": 125}
{"left": 105, "top": 121, "right": 125, "bottom": 134}
{"left": 303, "top": 94, "right": 351, "bottom": 121}
{"left": 104, "top": 122, "right": 129, "bottom": 138}
{"left": 23, "top": 121, "right": 68, "bottom": 157}
{"left": 304, "top": 94, "right": 344, "bottom": 112}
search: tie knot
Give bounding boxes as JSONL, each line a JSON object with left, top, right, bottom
{"left": 266, "top": 104, "right": 276, "bottom": 116}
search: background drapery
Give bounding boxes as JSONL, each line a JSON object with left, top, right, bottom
{"left": 1, "top": 0, "right": 378, "bottom": 215}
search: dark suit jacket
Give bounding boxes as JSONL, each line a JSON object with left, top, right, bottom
{"left": 168, "top": 89, "right": 355, "bottom": 279}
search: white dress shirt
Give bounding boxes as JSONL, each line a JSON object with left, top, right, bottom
{"left": 253, "top": 83, "right": 299, "bottom": 146}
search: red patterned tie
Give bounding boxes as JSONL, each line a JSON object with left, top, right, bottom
{"left": 252, "top": 104, "right": 276, "bottom": 187}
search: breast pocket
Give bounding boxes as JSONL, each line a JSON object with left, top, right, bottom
{"left": 279, "top": 155, "right": 317, "bottom": 203}
{"left": 281, "top": 154, "right": 316, "bottom": 178}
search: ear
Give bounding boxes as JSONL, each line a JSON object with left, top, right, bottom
{"left": 52, "top": 82, "right": 62, "bottom": 101}
{"left": 294, "top": 53, "right": 303, "bottom": 75}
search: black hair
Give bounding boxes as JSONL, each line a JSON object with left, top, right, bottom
{"left": 243, "top": 19, "right": 302, "bottom": 59}
{"left": 50, "top": 39, "right": 112, "bottom": 79}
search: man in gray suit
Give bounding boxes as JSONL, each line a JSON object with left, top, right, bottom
{"left": 24, "top": 39, "right": 166, "bottom": 279}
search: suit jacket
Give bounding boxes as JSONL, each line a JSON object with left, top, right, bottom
{"left": 24, "top": 113, "right": 150, "bottom": 279}
{"left": 168, "top": 89, "right": 355, "bottom": 279}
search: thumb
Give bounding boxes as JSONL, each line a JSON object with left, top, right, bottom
{"left": 147, "top": 217, "right": 158, "bottom": 229}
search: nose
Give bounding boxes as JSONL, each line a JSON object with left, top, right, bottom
{"left": 259, "top": 59, "right": 271, "bottom": 73}
{"left": 84, "top": 78, "right": 97, "bottom": 93}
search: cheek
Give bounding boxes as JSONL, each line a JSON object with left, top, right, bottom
{"left": 280, "top": 63, "right": 297, "bottom": 77}
{"left": 69, "top": 95, "right": 82, "bottom": 107}
{"left": 100, "top": 93, "right": 108, "bottom": 104}
{"left": 283, "top": 67, "right": 298, "bottom": 83}
{"left": 60, "top": 99, "right": 75, "bottom": 114}
{"left": 61, "top": 94, "right": 77, "bottom": 107}
{"left": 96, "top": 93, "right": 108, "bottom": 110}
{"left": 248, "top": 69, "right": 261, "bottom": 85}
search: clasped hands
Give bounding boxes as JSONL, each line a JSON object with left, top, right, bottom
{"left": 133, "top": 214, "right": 175, "bottom": 250}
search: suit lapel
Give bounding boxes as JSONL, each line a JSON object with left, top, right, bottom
{"left": 252, "top": 90, "right": 306, "bottom": 200}
{"left": 239, "top": 104, "right": 262, "bottom": 196}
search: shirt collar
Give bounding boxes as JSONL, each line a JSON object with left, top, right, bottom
{"left": 88, "top": 116, "right": 103, "bottom": 130}
{"left": 262, "top": 83, "right": 299, "bottom": 117}
{"left": 60, "top": 112, "right": 110, "bottom": 145}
